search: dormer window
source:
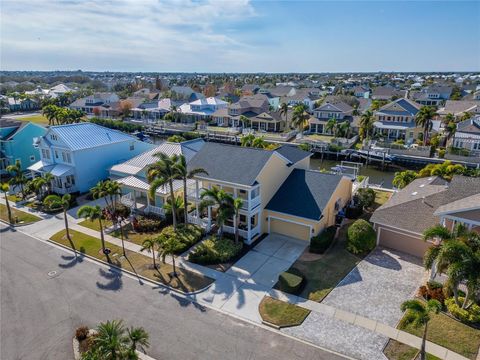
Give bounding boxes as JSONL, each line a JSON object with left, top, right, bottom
{"left": 50, "top": 134, "right": 58, "bottom": 141}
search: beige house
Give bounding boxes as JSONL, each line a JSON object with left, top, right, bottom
{"left": 370, "top": 176, "right": 480, "bottom": 258}
{"left": 187, "top": 143, "right": 353, "bottom": 243}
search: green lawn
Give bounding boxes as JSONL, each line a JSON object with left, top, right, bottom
{"left": 361, "top": 190, "right": 392, "bottom": 221}
{"left": 16, "top": 114, "right": 49, "bottom": 125}
{"left": 50, "top": 229, "right": 214, "bottom": 293}
{"left": 384, "top": 341, "right": 441, "bottom": 360}
{"left": 302, "top": 134, "right": 334, "bottom": 143}
{"left": 385, "top": 308, "right": 480, "bottom": 360}
{"left": 6, "top": 194, "right": 23, "bottom": 203}
{"left": 259, "top": 296, "right": 310, "bottom": 327}
{"left": 0, "top": 203, "right": 41, "bottom": 224}
{"left": 278, "top": 223, "right": 363, "bottom": 302}
{"left": 111, "top": 224, "right": 158, "bottom": 246}
{"left": 206, "top": 126, "right": 240, "bottom": 134}
{"left": 78, "top": 219, "right": 114, "bottom": 232}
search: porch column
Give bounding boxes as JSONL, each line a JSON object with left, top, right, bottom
{"left": 195, "top": 180, "right": 200, "bottom": 217}
{"left": 233, "top": 188, "right": 237, "bottom": 199}
{"left": 147, "top": 193, "right": 151, "bottom": 207}
{"left": 207, "top": 206, "right": 212, "bottom": 229}
{"left": 247, "top": 215, "right": 252, "bottom": 242}
{"left": 133, "top": 191, "right": 137, "bottom": 210}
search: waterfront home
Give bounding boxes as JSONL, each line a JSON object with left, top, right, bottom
{"left": 249, "top": 111, "right": 288, "bottom": 132}
{"left": 450, "top": 115, "right": 480, "bottom": 155}
{"left": 7, "top": 97, "right": 40, "bottom": 112}
{"left": 187, "top": 143, "right": 352, "bottom": 243}
{"left": 131, "top": 98, "right": 180, "bottom": 122}
{"left": 410, "top": 85, "right": 452, "bottom": 106}
{"left": 370, "top": 175, "right": 480, "bottom": 257}
{"left": 0, "top": 119, "right": 47, "bottom": 174}
{"left": 212, "top": 94, "right": 270, "bottom": 127}
{"left": 309, "top": 102, "right": 353, "bottom": 134}
{"left": 109, "top": 139, "right": 205, "bottom": 216}
{"left": 373, "top": 98, "right": 422, "bottom": 142}
{"left": 69, "top": 92, "right": 120, "bottom": 117}
{"left": 281, "top": 88, "right": 319, "bottom": 111}
{"left": 28, "top": 123, "right": 154, "bottom": 194}
{"left": 437, "top": 100, "right": 480, "bottom": 120}
{"left": 178, "top": 97, "right": 228, "bottom": 123}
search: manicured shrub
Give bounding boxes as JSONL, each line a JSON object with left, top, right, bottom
{"left": 160, "top": 224, "right": 203, "bottom": 254}
{"left": 355, "top": 188, "right": 376, "bottom": 209}
{"left": 132, "top": 215, "right": 167, "bottom": 233}
{"left": 418, "top": 281, "right": 445, "bottom": 304}
{"left": 188, "top": 236, "right": 242, "bottom": 265}
{"left": 310, "top": 226, "right": 336, "bottom": 254}
{"left": 445, "top": 297, "right": 480, "bottom": 324}
{"left": 277, "top": 268, "right": 305, "bottom": 295}
{"left": 438, "top": 149, "right": 446, "bottom": 158}
{"left": 346, "top": 219, "right": 376, "bottom": 255}
{"left": 75, "top": 326, "right": 89, "bottom": 341}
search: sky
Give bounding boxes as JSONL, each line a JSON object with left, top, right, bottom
{"left": 1, "top": 0, "right": 479, "bottom": 72}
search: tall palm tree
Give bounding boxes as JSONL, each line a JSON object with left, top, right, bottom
{"left": 147, "top": 153, "right": 180, "bottom": 230}
{"left": 42, "top": 104, "right": 57, "bottom": 126}
{"left": 77, "top": 205, "right": 108, "bottom": 255}
{"left": 444, "top": 121, "right": 456, "bottom": 147}
{"left": 30, "top": 177, "right": 47, "bottom": 200}
{"left": 156, "top": 232, "right": 184, "bottom": 277}
{"left": 400, "top": 299, "right": 442, "bottom": 360}
{"left": 127, "top": 327, "right": 149, "bottom": 353}
{"left": 162, "top": 195, "right": 184, "bottom": 222}
{"left": 174, "top": 154, "right": 208, "bottom": 225}
{"left": 1, "top": 183, "right": 13, "bottom": 224}
{"left": 6, "top": 160, "right": 27, "bottom": 199}
{"left": 240, "top": 134, "right": 255, "bottom": 147}
{"left": 140, "top": 238, "right": 158, "bottom": 269}
{"left": 239, "top": 114, "right": 250, "bottom": 129}
{"left": 279, "top": 102, "right": 289, "bottom": 128}
{"left": 359, "top": 110, "right": 375, "bottom": 140}
{"left": 199, "top": 187, "right": 234, "bottom": 238}
{"left": 415, "top": 106, "right": 438, "bottom": 146}
{"left": 94, "top": 320, "right": 129, "bottom": 360}
{"left": 392, "top": 170, "right": 417, "bottom": 189}
{"left": 291, "top": 104, "right": 309, "bottom": 137}
{"left": 43, "top": 172, "right": 54, "bottom": 195}
{"left": 251, "top": 136, "right": 267, "bottom": 149}
{"left": 325, "top": 118, "right": 338, "bottom": 137}
{"left": 44, "top": 194, "right": 72, "bottom": 241}
{"left": 338, "top": 121, "right": 350, "bottom": 138}
{"left": 233, "top": 198, "right": 243, "bottom": 245}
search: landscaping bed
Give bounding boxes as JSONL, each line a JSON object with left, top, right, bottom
{"left": 276, "top": 223, "right": 363, "bottom": 302}
{"left": 384, "top": 307, "right": 480, "bottom": 360}
{"left": 0, "top": 203, "right": 41, "bottom": 224}
{"left": 50, "top": 229, "right": 214, "bottom": 293}
{"left": 259, "top": 296, "right": 310, "bottom": 328}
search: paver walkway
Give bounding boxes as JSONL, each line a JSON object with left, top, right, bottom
{"left": 1, "top": 197, "right": 471, "bottom": 360}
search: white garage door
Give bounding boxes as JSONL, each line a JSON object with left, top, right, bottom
{"left": 378, "top": 227, "right": 431, "bottom": 258}
{"left": 269, "top": 218, "right": 311, "bottom": 241}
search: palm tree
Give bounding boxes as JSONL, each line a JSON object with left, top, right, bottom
{"left": 6, "top": 160, "right": 27, "bottom": 199}
{"left": 239, "top": 114, "right": 250, "bottom": 129}
{"left": 199, "top": 187, "right": 234, "bottom": 238}
{"left": 392, "top": 170, "right": 417, "bottom": 189}
{"left": 127, "top": 327, "right": 149, "bottom": 352}
{"left": 415, "top": 106, "right": 437, "bottom": 146}
{"left": 233, "top": 198, "right": 243, "bottom": 245}
{"left": 156, "top": 232, "right": 184, "bottom": 277}
{"left": 359, "top": 110, "right": 375, "bottom": 140}
{"left": 43, "top": 172, "right": 54, "bottom": 195}
{"left": 29, "top": 177, "right": 47, "bottom": 200}
{"left": 44, "top": 194, "right": 72, "bottom": 241}
{"left": 94, "top": 320, "right": 129, "bottom": 360}
{"left": 279, "top": 102, "right": 289, "bottom": 128}
{"left": 147, "top": 153, "right": 180, "bottom": 230}
{"left": 174, "top": 154, "right": 208, "bottom": 225}
{"left": 77, "top": 205, "right": 108, "bottom": 255}
{"left": 444, "top": 121, "right": 456, "bottom": 147}
{"left": 42, "top": 104, "right": 57, "bottom": 125}
{"left": 291, "top": 104, "right": 309, "bottom": 137}
{"left": 338, "top": 121, "right": 350, "bottom": 138}
{"left": 1, "top": 183, "right": 13, "bottom": 224}
{"left": 91, "top": 180, "right": 119, "bottom": 215}
{"left": 240, "top": 134, "right": 255, "bottom": 147}
{"left": 325, "top": 118, "right": 338, "bottom": 137}
{"left": 162, "top": 195, "right": 184, "bottom": 222}
{"left": 400, "top": 299, "right": 442, "bottom": 360}
{"left": 140, "top": 238, "right": 158, "bottom": 269}
{"left": 252, "top": 136, "right": 267, "bottom": 148}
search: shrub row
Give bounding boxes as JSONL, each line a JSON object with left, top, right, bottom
{"left": 188, "top": 236, "right": 242, "bottom": 265}
{"left": 310, "top": 226, "right": 336, "bottom": 254}
{"left": 445, "top": 297, "right": 480, "bottom": 324}
{"left": 161, "top": 224, "right": 204, "bottom": 254}
{"left": 277, "top": 268, "right": 305, "bottom": 295}
{"left": 89, "top": 117, "right": 143, "bottom": 133}
{"left": 132, "top": 215, "right": 167, "bottom": 233}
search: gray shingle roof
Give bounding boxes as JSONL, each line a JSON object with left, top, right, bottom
{"left": 370, "top": 175, "right": 480, "bottom": 234}
{"left": 266, "top": 169, "right": 344, "bottom": 220}
{"left": 187, "top": 142, "right": 273, "bottom": 186}
{"left": 275, "top": 146, "right": 311, "bottom": 164}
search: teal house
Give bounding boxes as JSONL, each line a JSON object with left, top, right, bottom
{"left": 1, "top": 119, "right": 47, "bottom": 174}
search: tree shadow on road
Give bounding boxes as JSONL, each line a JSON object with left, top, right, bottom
{"left": 58, "top": 253, "right": 85, "bottom": 269}
{"left": 96, "top": 265, "right": 123, "bottom": 291}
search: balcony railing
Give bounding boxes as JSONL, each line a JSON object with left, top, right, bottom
{"left": 187, "top": 187, "right": 261, "bottom": 212}
{"left": 223, "top": 224, "right": 260, "bottom": 241}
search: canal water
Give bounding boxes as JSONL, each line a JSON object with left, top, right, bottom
{"left": 310, "top": 158, "right": 399, "bottom": 188}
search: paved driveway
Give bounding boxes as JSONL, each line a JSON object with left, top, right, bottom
{"left": 284, "top": 247, "right": 425, "bottom": 360}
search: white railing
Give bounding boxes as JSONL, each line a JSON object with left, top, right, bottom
{"left": 240, "top": 195, "right": 261, "bottom": 211}
{"left": 121, "top": 193, "right": 134, "bottom": 208}
{"left": 187, "top": 211, "right": 210, "bottom": 230}
{"left": 144, "top": 205, "right": 165, "bottom": 217}
{"left": 223, "top": 223, "right": 260, "bottom": 241}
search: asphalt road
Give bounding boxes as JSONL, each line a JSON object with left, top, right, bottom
{"left": 0, "top": 225, "right": 346, "bottom": 360}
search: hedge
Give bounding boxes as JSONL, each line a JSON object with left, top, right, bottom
{"left": 310, "top": 226, "right": 336, "bottom": 254}
{"left": 347, "top": 219, "right": 376, "bottom": 255}
{"left": 188, "top": 236, "right": 242, "bottom": 265}
{"left": 160, "top": 224, "right": 203, "bottom": 254}
{"left": 445, "top": 297, "right": 480, "bottom": 324}
{"left": 277, "top": 268, "right": 305, "bottom": 295}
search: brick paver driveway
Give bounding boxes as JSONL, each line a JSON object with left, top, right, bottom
{"left": 284, "top": 247, "right": 425, "bottom": 360}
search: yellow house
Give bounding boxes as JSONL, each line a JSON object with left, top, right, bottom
{"left": 187, "top": 143, "right": 353, "bottom": 243}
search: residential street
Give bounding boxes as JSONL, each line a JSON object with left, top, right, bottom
{"left": 0, "top": 225, "right": 345, "bottom": 360}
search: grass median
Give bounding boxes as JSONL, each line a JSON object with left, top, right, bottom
{"left": 50, "top": 229, "right": 214, "bottom": 293}
{"left": 259, "top": 296, "right": 310, "bottom": 327}
{"left": 0, "top": 203, "right": 41, "bottom": 224}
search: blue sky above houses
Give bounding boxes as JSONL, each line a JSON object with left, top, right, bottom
{"left": 1, "top": 0, "right": 479, "bottom": 72}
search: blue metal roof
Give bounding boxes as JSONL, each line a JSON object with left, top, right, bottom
{"left": 49, "top": 123, "right": 138, "bottom": 151}
{"left": 396, "top": 99, "right": 420, "bottom": 115}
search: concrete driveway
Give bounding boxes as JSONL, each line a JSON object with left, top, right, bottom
{"left": 284, "top": 247, "right": 425, "bottom": 360}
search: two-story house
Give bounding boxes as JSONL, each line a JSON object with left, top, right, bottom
{"left": 212, "top": 94, "right": 270, "bottom": 127}
{"left": 131, "top": 98, "right": 177, "bottom": 122}
{"left": 371, "top": 86, "right": 406, "bottom": 100}
{"left": 186, "top": 143, "right": 352, "bottom": 243}
{"left": 373, "top": 98, "right": 422, "bottom": 142}
{"left": 353, "top": 86, "right": 370, "bottom": 98}
{"left": 437, "top": 100, "right": 480, "bottom": 120}
{"left": 309, "top": 101, "right": 354, "bottom": 134}
{"left": 28, "top": 123, "right": 154, "bottom": 194}
{"left": 69, "top": 92, "right": 120, "bottom": 117}
{"left": 410, "top": 85, "right": 452, "bottom": 106}
{"left": 0, "top": 119, "right": 47, "bottom": 174}
{"left": 451, "top": 115, "right": 480, "bottom": 155}
{"left": 178, "top": 97, "right": 228, "bottom": 122}
{"left": 110, "top": 139, "right": 205, "bottom": 216}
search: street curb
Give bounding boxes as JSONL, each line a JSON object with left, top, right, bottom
{"left": 46, "top": 239, "right": 214, "bottom": 296}
{"left": 0, "top": 218, "right": 39, "bottom": 227}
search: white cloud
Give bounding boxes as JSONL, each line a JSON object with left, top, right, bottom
{"left": 0, "top": 0, "right": 257, "bottom": 71}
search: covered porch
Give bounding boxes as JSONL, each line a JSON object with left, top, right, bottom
{"left": 117, "top": 175, "right": 167, "bottom": 217}
{"left": 28, "top": 161, "right": 77, "bottom": 194}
